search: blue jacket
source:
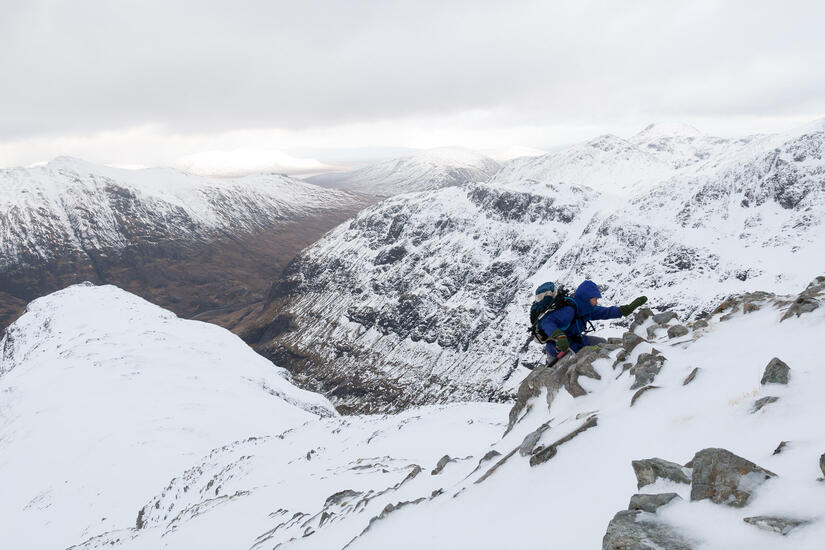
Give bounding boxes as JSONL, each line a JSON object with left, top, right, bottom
{"left": 541, "top": 280, "right": 621, "bottom": 355}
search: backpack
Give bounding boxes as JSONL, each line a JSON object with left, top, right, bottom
{"left": 528, "top": 282, "right": 577, "bottom": 344}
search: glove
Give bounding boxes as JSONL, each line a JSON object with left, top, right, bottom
{"left": 619, "top": 296, "right": 648, "bottom": 317}
{"left": 551, "top": 329, "right": 569, "bottom": 352}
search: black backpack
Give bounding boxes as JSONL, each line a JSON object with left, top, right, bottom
{"left": 528, "top": 282, "right": 577, "bottom": 344}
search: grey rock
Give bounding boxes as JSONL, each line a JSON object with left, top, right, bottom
{"left": 691, "top": 319, "right": 709, "bottom": 329}
{"left": 602, "top": 510, "right": 694, "bottom": 550}
{"left": 652, "top": 311, "right": 678, "bottom": 325}
{"left": 519, "top": 422, "right": 550, "bottom": 456}
{"left": 646, "top": 324, "right": 662, "bottom": 339}
{"left": 820, "top": 453, "right": 825, "bottom": 478}
{"left": 761, "top": 357, "right": 790, "bottom": 385}
{"left": 689, "top": 448, "right": 776, "bottom": 507}
{"left": 628, "top": 307, "right": 654, "bottom": 333}
{"left": 781, "top": 275, "right": 825, "bottom": 321}
{"left": 431, "top": 455, "right": 454, "bottom": 475}
{"left": 743, "top": 516, "right": 811, "bottom": 536}
{"left": 667, "top": 325, "right": 689, "bottom": 339}
{"left": 632, "top": 458, "right": 691, "bottom": 489}
{"left": 751, "top": 396, "right": 779, "bottom": 413}
{"left": 630, "top": 385, "right": 660, "bottom": 407}
{"left": 622, "top": 331, "right": 644, "bottom": 353}
{"left": 682, "top": 367, "right": 700, "bottom": 386}
{"left": 530, "top": 415, "right": 598, "bottom": 467}
{"left": 628, "top": 493, "right": 681, "bottom": 513}
{"left": 507, "top": 345, "right": 617, "bottom": 433}
{"left": 772, "top": 441, "right": 789, "bottom": 455}
{"left": 630, "top": 353, "right": 666, "bottom": 390}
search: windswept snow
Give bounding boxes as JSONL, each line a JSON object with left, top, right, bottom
{"left": 0, "top": 283, "right": 335, "bottom": 549}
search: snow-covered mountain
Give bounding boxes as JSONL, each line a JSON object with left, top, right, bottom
{"left": 249, "top": 120, "right": 825, "bottom": 413}
{"left": 0, "top": 157, "right": 372, "bottom": 331}
{"left": 5, "top": 280, "right": 824, "bottom": 549}
{"left": 306, "top": 147, "right": 500, "bottom": 196}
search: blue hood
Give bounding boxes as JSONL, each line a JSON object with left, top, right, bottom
{"left": 572, "top": 280, "right": 602, "bottom": 316}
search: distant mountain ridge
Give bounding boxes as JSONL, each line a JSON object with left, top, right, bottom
{"left": 249, "top": 119, "right": 825, "bottom": 413}
{"left": 306, "top": 147, "right": 500, "bottom": 196}
{"left": 0, "top": 157, "right": 372, "bottom": 332}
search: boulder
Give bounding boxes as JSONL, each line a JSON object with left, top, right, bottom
{"left": 646, "top": 324, "right": 662, "bottom": 339}
{"left": 652, "top": 312, "right": 677, "bottom": 325}
{"left": 743, "top": 516, "right": 811, "bottom": 536}
{"left": 630, "top": 353, "right": 666, "bottom": 390}
{"left": 691, "top": 319, "right": 709, "bottom": 330}
{"left": 632, "top": 458, "right": 691, "bottom": 489}
{"left": 628, "top": 307, "right": 654, "bottom": 333}
{"left": 761, "top": 358, "right": 790, "bottom": 385}
{"left": 628, "top": 493, "right": 681, "bottom": 513}
{"left": 689, "top": 448, "right": 776, "bottom": 507}
{"left": 667, "top": 325, "right": 689, "bottom": 339}
{"left": 781, "top": 275, "right": 825, "bottom": 321}
{"left": 750, "top": 396, "right": 779, "bottom": 413}
{"left": 602, "top": 510, "right": 694, "bottom": 550}
{"left": 622, "top": 331, "right": 644, "bottom": 353}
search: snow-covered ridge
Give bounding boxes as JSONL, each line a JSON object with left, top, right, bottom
{"left": 253, "top": 119, "right": 825, "bottom": 413}
{"left": 0, "top": 156, "right": 364, "bottom": 268}
{"left": 8, "top": 280, "right": 823, "bottom": 549}
{"left": 0, "top": 283, "right": 335, "bottom": 549}
{"left": 306, "top": 147, "right": 500, "bottom": 196}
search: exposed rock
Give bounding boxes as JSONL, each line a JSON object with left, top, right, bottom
{"left": 781, "top": 275, "right": 825, "bottom": 321}
{"left": 751, "top": 396, "right": 779, "bottom": 413}
{"left": 743, "top": 302, "right": 761, "bottom": 314}
{"left": 602, "top": 510, "right": 694, "bottom": 550}
{"left": 431, "top": 455, "right": 454, "bottom": 475}
{"left": 632, "top": 458, "right": 691, "bottom": 489}
{"left": 689, "top": 448, "right": 776, "bottom": 507}
{"left": 743, "top": 516, "right": 811, "bottom": 536}
{"left": 772, "top": 441, "right": 789, "bottom": 455}
{"left": 607, "top": 337, "right": 623, "bottom": 345}
{"left": 530, "top": 415, "right": 598, "bottom": 467}
{"left": 646, "top": 324, "right": 663, "bottom": 339}
{"left": 628, "top": 493, "right": 681, "bottom": 513}
{"left": 622, "top": 331, "right": 644, "bottom": 353}
{"left": 628, "top": 307, "right": 654, "bottom": 334}
{"left": 630, "top": 353, "right": 666, "bottom": 390}
{"left": 761, "top": 358, "right": 790, "bottom": 385}
{"left": 519, "top": 422, "right": 551, "bottom": 456}
{"left": 820, "top": 453, "right": 825, "bottom": 478}
{"left": 630, "top": 385, "right": 660, "bottom": 407}
{"left": 507, "top": 345, "right": 617, "bottom": 432}
{"left": 691, "top": 319, "right": 709, "bottom": 330}
{"left": 652, "top": 312, "right": 677, "bottom": 325}
{"left": 682, "top": 367, "right": 700, "bottom": 386}
{"left": 667, "top": 325, "right": 689, "bottom": 339}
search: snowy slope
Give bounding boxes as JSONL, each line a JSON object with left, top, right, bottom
{"left": 43, "top": 279, "right": 825, "bottom": 549}
{"left": 251, "top": 119, "right": 825, "bottom": 413}
{"left": 0, "top": 283, "right": 335, "bottom": 549}
{"left": 306, "top": 148, "right": 500, "bottom": 196}
{"left": 0, "top": 156, "right": 363, "bottom": 268}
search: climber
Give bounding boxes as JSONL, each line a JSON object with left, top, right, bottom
{"left": 541, "top": 280, "right": 647, "bottom": 365}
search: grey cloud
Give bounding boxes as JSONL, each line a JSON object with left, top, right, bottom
{"left": 1, "top": 0, "right": 824, "bottom": 140}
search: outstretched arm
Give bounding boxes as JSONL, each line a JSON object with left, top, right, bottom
{"left": 590, "top": 305, "right": 622, "bottom": 321}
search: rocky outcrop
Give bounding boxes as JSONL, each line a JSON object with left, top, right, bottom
{"left": 819, "top": 453, "right": 825, "bottom": 479}
{"left": 630, "top": 353, "right": 666, "bottom": 390}
{"left": 630, "top": 385, "right": 660, "bottom": 406}
{"left": 781, "top": 275, "right": 825, "bottom": 321}
{"left": 628, "top": 493, "right": 681, "bottom": 513}
{"left": 743, "top": 516, "right": 811, "bottom": 536}
{"left": 529, "top": 415, "right": 598, "bottom": 466}
{"left": 431, "top": 455, "right": 455, "bottom": 475}
{"left": 682, "top": 367, "right": 700, "bottom": 386}
{"left": 761, "top": 358, "right": 790, "bottom": 385}
{"left": 688, "top": 448, "right": 776, "bottom": 507}
{"left": 751, "top": 396, "right": 779, "bottom": 413}
{"left": 632, "top": 458, "right": 691, "bottom": 489}
{"left": 602, "top": 510, "right": 694, "bottom": 550}
{"left": 667, "top": 325, "right": 689, "bottom": 338}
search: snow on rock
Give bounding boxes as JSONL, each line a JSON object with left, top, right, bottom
{"left": 306, "top": 147, "right": 500, "bottom": 196}
{"left": 253, "top": 119, "right": 825, "bottom": 413}
{"left": 0, "top": 283, "right": 335, "bottom": 549}
{"left": 32, "top": 278, "right": 825, "bottom": 549}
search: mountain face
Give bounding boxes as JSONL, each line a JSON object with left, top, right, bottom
{"left": 0, "top": 157, "right": 372, "bottom": 333}
{"left": 249, "top": 120, "right": 825, "bottom": 414}
{"left": 4, "top": 281, "right": 824, "bottom": 549}
{"left": 306, "top": 148, "right": 500, "bottom": 196}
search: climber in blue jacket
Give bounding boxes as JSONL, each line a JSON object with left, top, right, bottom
{"left": 540, "top": 280, "right": 647, "bottom": 360}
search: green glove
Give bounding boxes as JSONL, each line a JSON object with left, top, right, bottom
{"left": 619, "top": 296, "right": 648, "bottom": 317}
{"left": 551, "top": 329, "right": 569, "bottom": 352}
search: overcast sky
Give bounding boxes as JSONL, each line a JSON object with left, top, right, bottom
{"left": 1, "top": 0, "right": 824, "bottom": 174}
